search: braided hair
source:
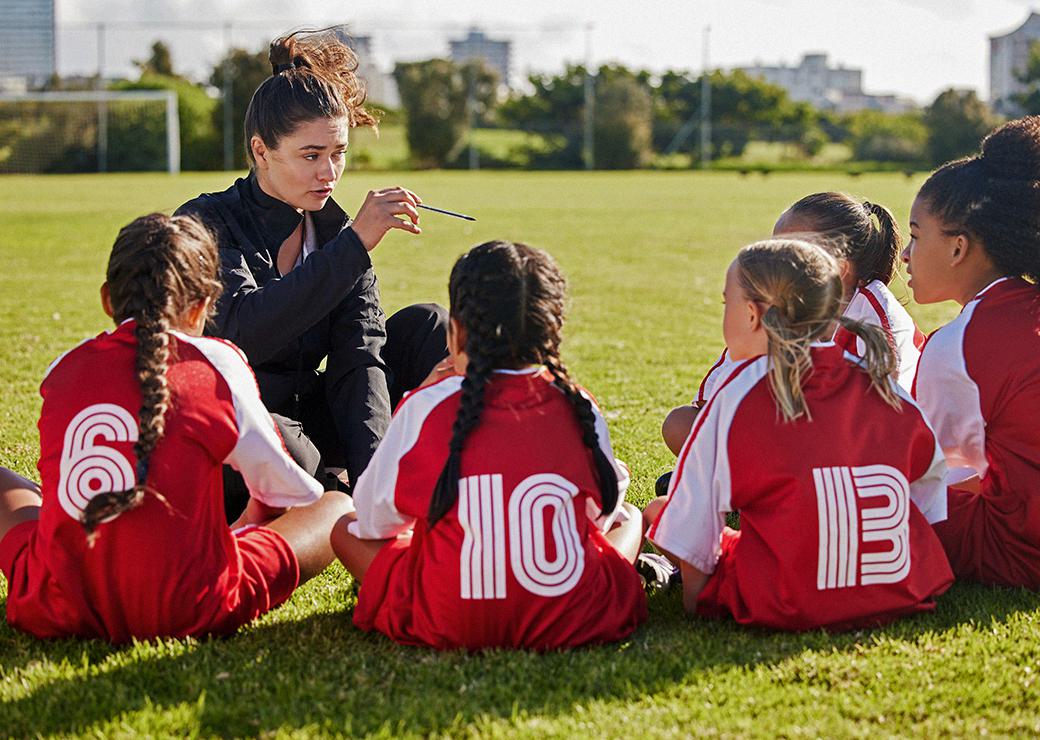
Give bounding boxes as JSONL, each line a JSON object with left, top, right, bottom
{"left": 779, "top": 192, "right": 903, "bottom": 286}
{"left": 426, "top": 241, "right": 619, "bottom": 526}
{"left": 244, "top": 28, "right": 378, "bottom": 168}
{"left": 81, "top": 213, "right": 222, "bottom": 536}
{"left": 917, "top": 116, "right": 1040, "bottom": 282}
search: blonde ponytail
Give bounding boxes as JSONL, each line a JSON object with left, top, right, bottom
{"left": 834, "top": 316, "right": 902, "bottom": 411}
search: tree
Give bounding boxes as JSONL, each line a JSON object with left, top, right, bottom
{"left": 845, "top": 110, "right": 928, "bottom": 164}
{"left": 210, "top": 47, "right": 270, "bottom": 169}
{"left": 393, "top": 59, "right": 498, "bottom": 168}
{"left": 593, "top": 75, "right": 653, "bottom": 169}
{"left": 1013, "top": 40, "right": 1040, "bottom": 115}
{"left": 924, "top": 89, "right": 1000, "bottom": 166}
{"left": 135, "top": 41, "right": 175, "bottom": 78}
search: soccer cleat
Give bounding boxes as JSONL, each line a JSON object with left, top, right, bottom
{"left": 637, "top": 552, "right": 680, "bottom": 591}
{"left": 655, "top": 471, "right": 673, "bottom": 497}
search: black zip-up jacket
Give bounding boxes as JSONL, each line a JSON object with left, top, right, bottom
{"left": 176, "top": 174, "right": 390, "bottom": 481}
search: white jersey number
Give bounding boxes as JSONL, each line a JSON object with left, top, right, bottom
{"left": 57, "top": 404, "right": 138, "bottom": 520}
{"left": 459, "top": 473, "right": 585, "bottom": 600}
{"left": 813, "top": 464, "right": 911, "bottom": 590}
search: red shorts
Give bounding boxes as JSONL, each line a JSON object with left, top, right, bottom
{"left": 1, "top": 520, "right": 298, "bottom": 641}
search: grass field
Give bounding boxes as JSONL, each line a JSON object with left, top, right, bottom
{"left": 2, "top": 171, "right": 1039, "bottom": 737}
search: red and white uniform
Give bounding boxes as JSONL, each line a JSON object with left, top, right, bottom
{"left": 833, "top": 279, "right": 926, "bottom": 391}
{"left": 350, "top": 367, "right": 647, "bottom": 651}
{"left": 652, "top": 344, "right": 953, "bottom": 631}
{"left": 696, "top": 281, "right": 925, "bottom": 407}
{"left": 0, "top": 321, "right": 322, "bottom": 642}
{"left": 914, "top": 277, "right": 1040, "bottom": 587}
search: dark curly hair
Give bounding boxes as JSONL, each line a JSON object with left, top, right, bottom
{"left": 426, "top": 241, "right": 619, "bottom": 526}
{"left": 916, "top": 115, "right": 1040, "bottom": 282}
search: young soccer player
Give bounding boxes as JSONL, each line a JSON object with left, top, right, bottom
{"left": 332, "top": 241, "right": 648, "bottom": 650}
{"left": 661, "top": 193, "right": 924, "bottom": 457}
{"left": 646, "top": 239, "right": 953, "bottom": 631}
{"left": 905, "top": 116, "right": 1040, "bottom": 588}
{"left": 0, "top": 214, "right": 353, "bottom": 642}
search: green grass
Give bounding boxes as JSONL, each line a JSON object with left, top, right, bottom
{"left": 2, "top": 171, "right": 1039, "bottom": 736}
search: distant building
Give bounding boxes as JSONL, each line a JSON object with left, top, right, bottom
{"left": 990, "top": 12, "right": 1040, "bottom": 115}
{"left": 449, "top": 27, "right": 512, "bottom": 88}
{"left": 333, "top": 29, "right": 400, "bottom": 109}
{"left": 738, "top": 53, "right": 915, "bottom": 114}
{"left": 0, "top": 0, "right": 56, "bottom": 89}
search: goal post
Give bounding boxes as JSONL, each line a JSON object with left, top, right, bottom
{"left": 0, "top": 90, "right": 180, "bottom": 175}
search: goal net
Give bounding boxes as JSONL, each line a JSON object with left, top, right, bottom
{"left": 0, "top": 90, "right": 180, "bottom": 174}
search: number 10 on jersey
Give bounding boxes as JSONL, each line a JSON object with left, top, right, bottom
{"left": 458, "top": 473, "right": 587, "bottom": 600}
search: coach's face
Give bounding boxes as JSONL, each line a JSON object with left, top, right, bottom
{"left": 251, "top": 116, "right": 349, "bottom": 212}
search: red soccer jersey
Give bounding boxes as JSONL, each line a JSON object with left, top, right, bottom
{"left": 915, "top": 277, "right": 1040, "bottom": 587}
{"left": 651, "top": 344, "right": 953, "bottom": 631}
{"left": 350, "top": 367, "right": 647, "bottom": 651}
{"left": 2, "top": 321, "right": 323, "bottom": 642}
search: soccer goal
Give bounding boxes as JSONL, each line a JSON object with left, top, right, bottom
{"left": 0, "top": 90, "right": 180, "bottom": 175}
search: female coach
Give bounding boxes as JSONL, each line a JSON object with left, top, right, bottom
{"left": 177, "top": 30, "right": 447, "bottom": 516}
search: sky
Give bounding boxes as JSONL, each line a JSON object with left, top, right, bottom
{"left": 55, "top": 0, "right": 1040, "bottom": 103}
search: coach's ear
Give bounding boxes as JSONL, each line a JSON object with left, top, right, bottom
{"left": 100, "top": 282, "right": 114, "bottom": 320}
{"left": 250, "top": 135, "right": 270, "bottom": 170}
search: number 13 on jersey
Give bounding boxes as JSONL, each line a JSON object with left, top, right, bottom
{"left": 458, "top": 473, "right": 586, "bottom": 600}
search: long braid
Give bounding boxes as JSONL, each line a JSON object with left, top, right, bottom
{"left": 81, "top": 213, "right": 221, "bottom": 539}
{"left": 544, "top": 357, "right": 619, "bottom": 517}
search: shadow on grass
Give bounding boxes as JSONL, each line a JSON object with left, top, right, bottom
{"left": 2, "top": 581, "right": 1039, "bottom": 736}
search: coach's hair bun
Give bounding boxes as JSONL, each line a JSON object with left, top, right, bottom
{"left": 979, "top": 116, "right": 1040, "bottom": 182}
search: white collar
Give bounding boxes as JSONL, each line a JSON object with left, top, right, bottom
{"left": 493, "top": 365, "right": 544, "bottom": 376}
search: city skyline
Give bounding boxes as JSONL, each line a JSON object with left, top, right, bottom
{"left": 50, "top": 0, "right": 1040, "bottom": 103}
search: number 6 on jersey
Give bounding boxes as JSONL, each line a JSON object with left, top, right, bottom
{"left": 458, "top": 473, "right": 586, "bottom": 600}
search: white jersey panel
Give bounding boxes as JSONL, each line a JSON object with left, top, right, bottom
{"left": 842, "top": 280, "right": 921, "bottom": 392}
{"left": 695, "top": 349, "right": 739, "bottom": 406}
{"left": 349, "top": 376, "right": 465, "bottom": 540}
{"left": 891, "top": 380, "right": 949, "bottom": 524}
{"left": 914, "top": 299, "right": 988, "bottom": 479}
{"left": 175, "top": 332, "right": 324, "bottom": 508}
{"left": 651, "top": 357, "right": 768, "bottom": 573}
{"left": 583, "top": 389, "right": 632, "bottom": 532}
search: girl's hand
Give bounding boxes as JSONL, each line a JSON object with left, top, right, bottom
{"left": 351, "top": 187, "right": 423, "bottom": 251}
{"left": 418, "top": 357, "right": 457, "bottom": 389}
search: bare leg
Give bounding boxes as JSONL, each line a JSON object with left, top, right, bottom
{"left": 263, "top": 491, "right": 354, "bottom": 584}
{"left": 0, "top": 467, "right": 42, "bottom": 543}
{"left": 662, "top": 405, "right": 700, "bottom": 456}
{"left": 330, "top": 511, "right": 404, "bottom": 582}
{"left": 603, "top": 503, "right": 645, "bottom": 564}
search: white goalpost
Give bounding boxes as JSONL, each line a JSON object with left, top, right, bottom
{"left": 0, "top": 90, "right": 180, "bottom": 175}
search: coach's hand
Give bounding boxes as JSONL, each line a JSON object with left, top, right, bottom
{"left": 351, "top": 186, "right": 423, "bottom": 251}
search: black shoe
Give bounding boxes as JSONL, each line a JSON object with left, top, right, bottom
{"left": 637, "top": 552, "right": 681, "bottom": 591}
{"left": 655, "top": 471, "right": 673, "bottom": 497}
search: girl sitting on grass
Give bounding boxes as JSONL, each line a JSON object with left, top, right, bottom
{"left": 332, "top": 240, "right": 647, "bottom": 650}
{"left": 0, "top": 213, "right": 352, "bottom": 642}
{"left": 906, "top": 116, "right": 1040, "bottom": 588}
{"left": 646, "top": 238, "right": 953, "bottom": 631}
{"left": 662, "top": 193, "right": 924, "bottom": 458}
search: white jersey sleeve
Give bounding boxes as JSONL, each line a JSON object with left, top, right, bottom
{"left": 891, "top": 382, "right": 949, "bottom": 524}
{"left": 695, "top": 348, "right": 738, "bottom": 406}
{"left": 582, "top": 390, "right": 631, "bottom": 532}
{"left": 651, "top": 357, "right": 768, "bottom": 573}
{"left": 843, "top": 281, "right": 922, "bottom": 392}
{"left": 914, "top": 300, "right": 988, "bottom": 479}
{"left": 349, "top": 377, "right": 464, "bottom": 540}
{"left": 175, "top": 333, "right": 323, "bottom": 508}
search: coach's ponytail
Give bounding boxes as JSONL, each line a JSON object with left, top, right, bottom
{"left": 427, "top": 241, "right": 617, "bottom": 526}
{"left": 244, "top": 29, "right": 378, "bottom": 168}
{"left": 82, "top": 214, "right": 222, "bottom": 539}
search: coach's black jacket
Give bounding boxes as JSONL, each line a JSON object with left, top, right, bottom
{"left": 176, "top": 174, "right": 389, "bottom": 482}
